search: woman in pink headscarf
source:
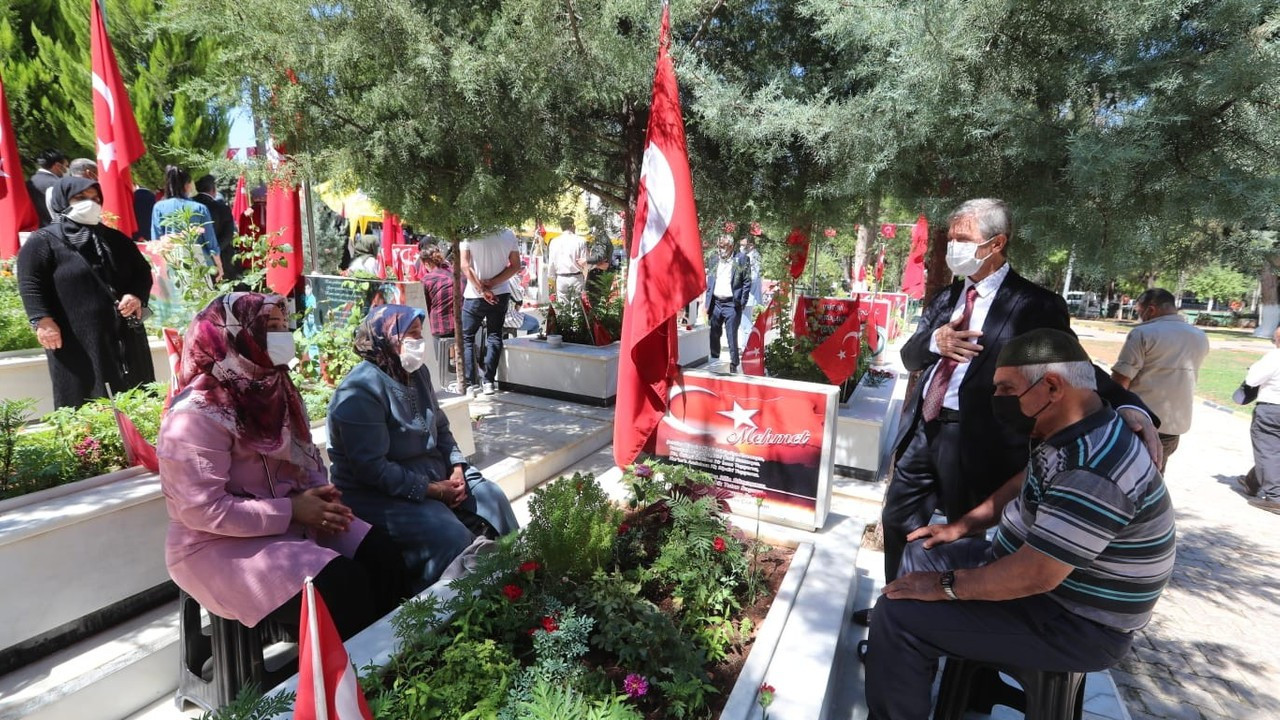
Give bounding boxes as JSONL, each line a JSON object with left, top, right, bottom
{"left": 157, "top": 292, "right": 405, "bottom": 639}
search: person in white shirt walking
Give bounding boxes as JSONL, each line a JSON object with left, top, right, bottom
{"left": 547, "top": 216, "right": 587, "bottom": 300}
{"left": 1244, "top": 326, "right": 1280, "bottom": 513}
{"left": 460, "top": 228, "right": 521, "bottom": 396}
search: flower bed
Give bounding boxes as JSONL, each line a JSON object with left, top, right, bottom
{"left": 214, "top": 462, "right": 792, "bottom": 720}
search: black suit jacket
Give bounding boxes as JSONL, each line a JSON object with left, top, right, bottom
{"left": 705, "top": 251, "right": 752, "bottom": 308}
{"left": 193, "top": 193, "right": 239, "bottom": 280}
{"left": 27, "top": 171, "right": 59, "bottom": 226}
{"left": 894, "top": 268, "right": 1155, "bottom": 501}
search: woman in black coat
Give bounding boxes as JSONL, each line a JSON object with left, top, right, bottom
{"left": 18, "top": 177, "right": 156, "bottom": 408}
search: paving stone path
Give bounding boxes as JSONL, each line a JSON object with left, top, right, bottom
{"left": 1112, "top": 400, "right": 1280, "bottom": 720}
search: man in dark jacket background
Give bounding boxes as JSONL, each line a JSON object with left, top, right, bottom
{"left": 26, "top": 148, "right": 67, "bottom": 226}
{"left": 705, "top": 234, "right": 752, "bottom": 373}
{"left": 192, "top": 174, "right": 240, "bottom": 282}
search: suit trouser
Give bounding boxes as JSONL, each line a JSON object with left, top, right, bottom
{"left": 865, "top": 538, "right": 1133, "bottom": 720}
{"left": 881, "top": 415, "right": 970, "bottom": 580}
{"left": 1252, "top": 403, "right": 1280, "bottom": 500}
{"left": 708, "top": 297, "right": 742, "bottom": 366}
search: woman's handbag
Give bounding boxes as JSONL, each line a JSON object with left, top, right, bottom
{"left": 1234, "top": 381, "right": 1260, "bottom": 405}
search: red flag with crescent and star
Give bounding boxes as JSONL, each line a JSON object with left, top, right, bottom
{"left": 901, "top": 215, "right": 928, "bottom": 298}
{"left": 0, "top": 69, "right": 38, "bottom": 257}
{"left": 741, "top": 292, "right": 781, "bottom": 376}
{"left": 90, "top": 0, "right": 146, "bottom": 238}
{"left": 810, "top": 309, "right": 862, "bottom": 385}
{"left": 613, "top": 4, "right": 707, "bottom": 468}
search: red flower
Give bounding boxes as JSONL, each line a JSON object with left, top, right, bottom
{"left": 713, "top": 536, "right": 727, "bottom": 553}
{"left": 617, "top": 523, "right": 631, "bottom": 535}
{"left": 723, "top": 221, "right": 737, "bottom": 234}
{"left": 749, "top": 222, "right": 763, "bottom": 236}
{"left": 518, "top": 561, "right": 541, "bottom": 574}
{"left": 540, "top": 616, "right": 558, "bottom": 633}
{"left": 823, "top": 227, "right": 837, "bottom": 238}
{"left": 502, "top": 584, "right": 523, "bottom": 601}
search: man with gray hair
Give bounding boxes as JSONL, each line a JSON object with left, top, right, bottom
{"left": 67, "top": 158, "right": 98, "bottom": 180}
{"left": 874, "top": 198, "right": 1160, "bottom": 587}
{"left": 865, "top": 328, "right": 1175, "bottom": 720}
{"left": 1110, "top": 288, "right": 1209, "bottom": 470}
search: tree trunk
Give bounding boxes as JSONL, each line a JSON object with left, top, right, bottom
{"left": 853, "top": 192, "right": 880, "bottom": 290}
{"left": 451, "top": 233, "right": 465, "bottom": 389}
{"left": 620, "top": 100, "right": 643, "bottom": 258}
{"left": 1256, "top": 256, "right": 1279, "bottom": 339}
{"left": 924, "top": 221, "right": 950, "bottom": 305}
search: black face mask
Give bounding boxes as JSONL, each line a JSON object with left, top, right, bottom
{"left": 991, "top": 377, "right": 1051, "bottom": 436}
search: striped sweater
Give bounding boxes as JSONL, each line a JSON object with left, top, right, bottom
{"left": 992, "top": 405, "right": 1176, "bottom": 632}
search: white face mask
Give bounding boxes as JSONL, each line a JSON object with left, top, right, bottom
{"left": 945, "top": 237, "right": 996, "bottom": 278}
{"left": 64, "top": 199, "right": 103, "bottom": 226}
{"left": 399, "top": 337, "right": 426, "bottom": 374}
{"left": 265, "top": 332, "right": 296, "bottom": 366}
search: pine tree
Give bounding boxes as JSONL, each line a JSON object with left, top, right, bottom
{"left": 0, "top": 0, "right": 230, "bottom": 187}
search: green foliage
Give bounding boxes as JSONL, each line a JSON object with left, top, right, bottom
{"left": 499, "top": 606, "right": 596, "bottom": 719}
{"left": 0, "top": 261, "right": 39, "bottom": 352}
{"left": 1187, "top": 264, "right": 1254, "bottom": 305}
{"left": 196, "top": 685, "right": 294, "bottom": 720}
{"left": 522, "top": 473, "right": 621, "bottom": 581}
{"left": 0, "top": 383, "right": 164, "bottom": 499}
{"left": 547, "top": 282, "right": 621, "bottom": 347}
{"left": 507, "top": 679, "right": 642, "bottom": 720}
{"left": 375, "top": 638, "right": 516, "bottom": 720}
{"left": 0, "top": 0, "right": 230, "bottom": 187}
{"left": 763, "top": 296, "right": 827, "bottom": 385}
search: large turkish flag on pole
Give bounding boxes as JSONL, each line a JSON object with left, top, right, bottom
{"left": 90, "top": 0, "right": 146, "bottom": 238}
{"left": 901, "top": 215, "right": 928, "bottom": 298}
{"left": 0, "top": 70, "right": 38, "bottom": 258}
{"left": 613, "top": 4, "right": 706, "bottom": 468}
{"left": 265, "top": 180, "right": 304, "bottom": 296}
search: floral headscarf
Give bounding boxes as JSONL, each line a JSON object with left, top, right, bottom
{"left": 353, "top": 304, "right": 427, "bottom": 385}
{"left": 172, "top": 292, "right": 317, "bottom": 470}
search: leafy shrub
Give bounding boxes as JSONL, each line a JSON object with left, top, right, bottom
{"left": 508, "top": 679, "right": 642, "bottom": 720}
{"left": 0, "top": 261, "right": 39, "bottom": 352}
{"left": 522, "top": 473, "right": 621, "bottom": 581}
{"left": 374, "top": 638, "right": 516, "bottom": 720}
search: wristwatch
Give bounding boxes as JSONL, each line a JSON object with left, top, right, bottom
{"left": 940, "top": 570, "right": 958, "bottom": 601}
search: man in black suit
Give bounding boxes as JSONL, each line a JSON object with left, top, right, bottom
{"left": 705, "top": 234, "right": 752, "bottom": 373}
{"left": 192, "top": 175, "right": 240, "bottom": 281}
{"left": 26, "top": 149, "right": 67, "bottom": 226}
{"left": 879, "top": 198, "right": 1161, "bottom": 583}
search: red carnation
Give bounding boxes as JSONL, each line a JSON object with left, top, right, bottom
{"left": 502, "top": 584, "right": 523, "bottom": 601}
{"left": 518, "top": 561, "right": 541, "bottom": 574}
{"left": 540, "top": 615, "right": 558, "bottom": 633}
{"left": 618, "top": 523, "right": 631, "bottom": 535}
{"left": 713, "top": 536, "right": 727, "bottom": 553}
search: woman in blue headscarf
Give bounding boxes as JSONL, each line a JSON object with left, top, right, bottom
{"left": 327, "top": 304, "right": 518, "bottom": 592}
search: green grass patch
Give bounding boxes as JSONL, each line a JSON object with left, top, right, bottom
{"left": 1197, "top": 348, "right": 1266, "bottom": 412}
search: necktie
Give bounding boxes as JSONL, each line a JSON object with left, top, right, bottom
{"left": 921, "top": 285, "right": 979, "bottom": 422}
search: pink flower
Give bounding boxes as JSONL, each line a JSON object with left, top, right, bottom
{"left": 748, "top": 490, "right": 767, "bottom": 505}
{"left": 758, "top": 683, "right": 776, "bottom": 708}
{"left": 823, "top": 227, "right": 837, "bottom": 238}
{"left": 633, "top": 463, "right": 653, "bottom": 478}
{"left": 623, "top": 673, "right": 649, "bottom": 698}
{"left": 723, "top": 221, "right": 737, "bottom": 234}
{"left": 518, "top": 561, "right": 541, "bottom": 574}
{"left": 713, "top": 536, "right": 727, "bottom": 553}
{"left": 501, "top": 584, "right": 523, "bottom": 602}
{"left": 749, "top": 222, "right": 763, "bottom": 236}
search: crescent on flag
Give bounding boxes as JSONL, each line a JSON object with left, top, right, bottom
{"left": 92, "top": 72, "right": 116, "bottom": 124}
{"left": 662, "top": 383, "right": 719, "bottom": 437}
{"left": 627, "top": 141, "right": 676, "bottom": 303}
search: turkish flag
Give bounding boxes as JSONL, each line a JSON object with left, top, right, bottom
{"left": 874, "top": 245, "right": 886, "bottom": 285}
{"left": 265, "top": 180, "right": 304, "bottom": 296}
{"left": 293, "top": 579, "right": 373, "bottom": 720}
{"left": 786, "top": 228, "right": 809, "bottom": 279}
{"left": 811, "top": 309, "right": 862, "bottom": 385}
{"left": 879, "top": 223, "right": 897, "bottom": 239}
{"left": 900, "top": 215, "right": 928, "bottom": 299}
{"left": 381, "top": 212, "right": 403, "bottom": 268}
{"left": 741, "top": 292, "right": 781, "bottom": 376}
{"left": 613, "top": 5, "right": 707, "bottom": 468}
{"left": 90, "top": 0, "right": 146, "bottom": 238}
{"left": 112, "top": 405, "right": 159, "bottom": 472}
{"left": 0, "top": 70, "right": 37, "bottom": 258}
{"left": 231, "top": 175, "right": 254, "bottom": 236}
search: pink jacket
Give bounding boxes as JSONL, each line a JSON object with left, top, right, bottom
{"left": 158, "top": 410, "right": 369, "bottom": 627}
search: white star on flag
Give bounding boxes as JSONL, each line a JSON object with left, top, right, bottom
{"left": 717, "top": 401, "right": 759, "bottom": 431}
{"left": 97, "top": 138, "right": 116, "bottom": 172}
{"left": 837, "top": 350, "right": 847, "bottom": 360}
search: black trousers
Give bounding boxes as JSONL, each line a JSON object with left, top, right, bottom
{"left": 865, "top": 538, "right": 1133, "bottom": 720}
{"left": 881, "top": 416, "right": 969, "bottom": 580}
{"left": 708, "top": 297, "right": 742, "bottom": 366}
{"left": 1252, "top": 403, "right": 1280, "bottom": 500}
{"left": 262, "top": 527, "right": 408, "bottom": 641}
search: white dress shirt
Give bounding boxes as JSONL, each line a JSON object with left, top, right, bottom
{"left": 712, "top": 255, "right": 734, "bottom": 299}
{"left": 1247, "top": 348, "right": 1280, "bottom": 405}
{"left": 923, "top": 262, "right": 1011, "bottom": 411}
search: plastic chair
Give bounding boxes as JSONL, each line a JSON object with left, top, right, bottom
{"left": 174, "top": 590, "right": 295, "bottom": 712}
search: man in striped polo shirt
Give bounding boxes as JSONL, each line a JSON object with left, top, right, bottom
{"left": 865, "top": 328, "right": 1175, "bottom": 720}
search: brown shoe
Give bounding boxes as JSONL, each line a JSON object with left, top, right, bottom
{"left": 1248, "top": 497, "right": 1280, "bottom": 515}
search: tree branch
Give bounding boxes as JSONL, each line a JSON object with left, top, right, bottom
{"left": 572, "top": 176, "right": 626, "bottom": 209}
{"left": 689, "top": 0, "right": 727, "bottom": 48}
{"left": 565, "top": 0, "right": 588, "bottom": 56}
